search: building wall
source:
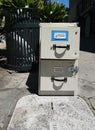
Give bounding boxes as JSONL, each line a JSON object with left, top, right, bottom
{"left": 69, "top": 0, "right": 81, "bottom": 21}
{"left": 69, "top": 0, "right": 95, "bottom": 38}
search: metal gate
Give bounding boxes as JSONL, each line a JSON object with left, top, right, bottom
{"left": 5, "top": 8, "right": 40, "bottom": 71}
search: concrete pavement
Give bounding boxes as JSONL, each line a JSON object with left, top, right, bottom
{"left": 0, "top": 50, "right": 95, "bottom": 130}
{"left": 0, "top": 65, "right": 31, "bottom": 130}
{"left": 7, "top": 95, "right": 95, "bottom": 130}
{"left": 79, "top": 51, "right": 95, "bottom": 115}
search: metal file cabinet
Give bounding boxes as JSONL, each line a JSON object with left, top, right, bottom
{"left": 39, "top": 23, "right": 80, "bottom": 95}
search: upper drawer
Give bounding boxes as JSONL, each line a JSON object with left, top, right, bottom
{"left": 40, "top": 24, "right": 80, "bottom": 60}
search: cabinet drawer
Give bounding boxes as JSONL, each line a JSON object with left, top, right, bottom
{"left": 39, "top": 76, "right": 78, "bottom": 95}
{"left": 40, "top": 24, "right": 80, "bottom": 60}
{"left": 39, "top": 60, "right": 78, "bottom": 95}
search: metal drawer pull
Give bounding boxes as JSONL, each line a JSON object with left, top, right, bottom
{"left": 51, "top": 77, "right": 67, "bottom": 82}
{"left": 53, "top": 44, "right": 70, "bottom": 50}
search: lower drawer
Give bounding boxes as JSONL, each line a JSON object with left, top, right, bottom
{"left": 39, "top": 60, "right": 78, "bottom": 95}
{"left": 39, "top": 76, "right": 78, "bottom": 96}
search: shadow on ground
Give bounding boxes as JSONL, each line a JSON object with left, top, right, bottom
{"left": 0, "top": 56, "right": 7, "bottom": 69}
{"left": 26, "top": 63, "right": 39, "bottom": 94}
{"left": 80, "top": 37, "right": 95, "bottom": 53}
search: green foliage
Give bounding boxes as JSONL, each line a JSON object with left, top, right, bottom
{"left": 0, "top": 0, "right": 68, "bottom": 22}
{"left": 0, "top": 0, "right": 38, "bottom": 8}
{"left": 0, "top": 0, "right": 17, "bottom": 8}
{"left": 41, "top": 2, "right": 67, "bottom": 22}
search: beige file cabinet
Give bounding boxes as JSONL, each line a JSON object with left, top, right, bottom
{"left": 39, "top": 23, "right": 80, "bottom": 95}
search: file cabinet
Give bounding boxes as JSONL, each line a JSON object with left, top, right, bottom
{"left": 39, "top": 23, "right": 80, "bottom": 95}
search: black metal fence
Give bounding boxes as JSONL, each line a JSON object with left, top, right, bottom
{"left": 5, "top": 8, "right": 40, "bottom": 71}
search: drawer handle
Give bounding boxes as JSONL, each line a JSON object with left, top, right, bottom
{"left": 53, "top": 44, "right": 70, "bottom": 50}
{"left": 51, "top": 77, "right": 67, "bottom": 82}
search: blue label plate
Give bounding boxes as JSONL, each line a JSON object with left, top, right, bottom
{"left": 51, "top": 30, "right": 68, "bottom": 41}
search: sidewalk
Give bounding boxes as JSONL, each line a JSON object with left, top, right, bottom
{"left": 79, "top": 51, "right": 95, "bottom": 115}
{"left": 0, "top": 50, "right": 95, "bottom": 130}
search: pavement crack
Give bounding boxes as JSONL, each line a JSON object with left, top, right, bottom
{"left": 0, "top": 87, "right": 22, "bottom": 91}
{"left": 51, "top": 102, "right": 53, "bottom": 110}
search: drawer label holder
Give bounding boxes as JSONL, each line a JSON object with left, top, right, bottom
{"left": 51, "top": 30, "right": 68, "bottom": 41}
